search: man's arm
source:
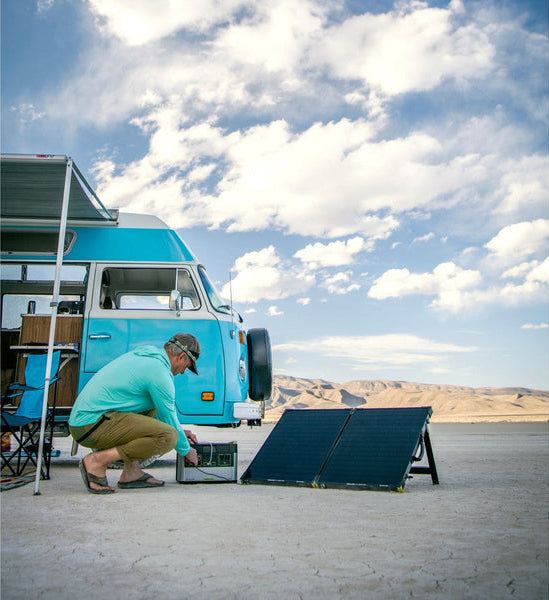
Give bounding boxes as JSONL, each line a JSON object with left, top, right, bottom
{"left": 148, "top": 376, "right": 197, "bottom": 461}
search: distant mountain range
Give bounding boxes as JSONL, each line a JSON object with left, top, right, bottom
{"left": 264, "top": 375, "right": 549, "bottom": 422}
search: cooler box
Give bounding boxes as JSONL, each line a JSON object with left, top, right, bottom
{"left": 176, "top": 442, "right": 238, "bottom": 483}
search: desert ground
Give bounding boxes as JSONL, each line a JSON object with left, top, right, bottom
{"left": 1, "top": 419, "right": 548, "bottom": 600}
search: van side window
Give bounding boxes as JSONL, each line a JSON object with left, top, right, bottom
{"left": 100, "top": 267, "right": 200, "bottom": 311}
{"left": 1, "top": 263, "right": 88, "bottom": 328}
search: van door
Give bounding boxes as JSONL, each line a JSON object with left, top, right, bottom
{"left": 82, "top": 264, "right": 225, "bottom": 417}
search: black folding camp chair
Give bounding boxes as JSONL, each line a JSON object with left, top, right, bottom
{"left": 1, "top": 351, "right": 61, "bottom": 480}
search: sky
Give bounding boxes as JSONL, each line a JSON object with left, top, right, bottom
{"left": 1, "top": 0, "right": 548, "bottom": 390}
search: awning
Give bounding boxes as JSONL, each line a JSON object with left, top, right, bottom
{"left": 0, "top": 154, "right": 117, "bottom": 495}
{"left": 1, "top": 154, "right": 118, "bottom": 223}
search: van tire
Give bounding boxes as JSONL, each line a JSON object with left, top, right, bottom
{"left": 247, "top": 328, "right": 272, "bottom": 401}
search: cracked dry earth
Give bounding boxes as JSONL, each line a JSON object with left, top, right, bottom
{"left": 2, "top": 423, "right": 548, "bottom": 599}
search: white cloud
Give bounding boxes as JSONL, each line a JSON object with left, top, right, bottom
{"left": 46, "top": 1, "right": 327, "bottom": 126}
{"left": 368, "top": 262, "right": 482, "bottom": 311}
{"left": 23, "top": 0, "right": 547, "bottom": 322}
{"left": 412, "top": 232, "right": 435, "bottom": 244}
{"left": 499, "top": 257, "right": 549, "bottom": 305}
{"left": 321, "top": 271, "right": 361, "bottom": 295}
{"left": 345, "top": 89, "right": 388, "bottom": 122}
{"left": 485, "top": 219, "right": 549, "bottom": 262}
{"left": 95, "top": 112, "right": 495, "bottom": 238}
{"left": 494, "top": 155, "right": 549, "bottom": 216}
{"left": 275, "top": 333, "right": 476, "bottom": 369}
{"left": 84, "top": 0, "right": 496, "bottom": 121}
{"left": 528, "top": 257, "right": 549, "bottom": 284}
{"left": 11, "top": 104, "right": 45, "bottom": 124}
{"left": 521, "top": 323, "right": 548, "bottom": 330}
{"left": 315, "top": 0, "right": 494, "bottom": 96}
{"left": 30, "top": 0, "right": 543, "bottom": 251}
{"left": 479, "top": 257, "right": 548, "bottom": 307}
{"left": 35, "top": 0, "right": 544, "bottom": 144}
{"left": 369, "top": 254, "right": 549, "bottom": 311}
{"left": 37, "top": 0, "right": 55, "bottom": 12}
{"left": 221, "top": 246, "right": 315, "bottom": 303}
{"left": 43, "top": 38, "right": 253, "bottom": 128}
{"left": 499, "top": 283, "right": 547, "bottom": 306}
{"left": 297, "top": 298, "right": 311, "bottom": 306}
{"left": 87, "top": 0, "right": 247, "bottom": 45}
{"left": 294, "top": 237, "right": 370, "bottom": 268}
{"left": 92, "top": 115, "right": 233, "bottom": 226}
{"left": 502, "top": 260, "right": 541, "bottom": 279}
{"left": 267, "top": 306, "right": 284, "bottom": 316}
{"left": 213, "top": 0, "right": 325, "bottom": 74}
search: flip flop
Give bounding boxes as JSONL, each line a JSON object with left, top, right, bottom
{"left": 117, "top": 472, "right": 165, "bottom": 489}
{"left": 79, "top": 459, "right": 115, "bottom": 495}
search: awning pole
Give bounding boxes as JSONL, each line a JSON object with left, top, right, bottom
{"left": 34, "top": 157, "right": 72, "bottom": 495}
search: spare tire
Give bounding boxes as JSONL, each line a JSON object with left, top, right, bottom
{"left": 247, "top": 328, "right": 273, "bottom": 401}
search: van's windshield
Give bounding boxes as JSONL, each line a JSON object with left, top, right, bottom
{"left": 198, "top": 266, "right": 231, "bottom": 315}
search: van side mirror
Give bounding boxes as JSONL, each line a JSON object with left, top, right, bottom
{"left": 169, "top": 290, "right": 182, "bottom": 311}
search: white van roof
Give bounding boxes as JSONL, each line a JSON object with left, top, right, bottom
{"left": 116, "top": 213, "right": 170, "bottom": 228}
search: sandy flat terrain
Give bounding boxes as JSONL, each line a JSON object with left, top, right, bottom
{"left": 1, "top": 423, "right": 548, "bottom": 599}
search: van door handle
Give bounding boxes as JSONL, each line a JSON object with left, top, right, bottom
{"left": 89, "top": 334, "right": 111, "bottom": 340}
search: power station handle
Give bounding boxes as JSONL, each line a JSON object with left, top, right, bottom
{"left": 89, "top": 334, "right": 111, "bottom": 339}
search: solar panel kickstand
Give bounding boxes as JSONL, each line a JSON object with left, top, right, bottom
{"left": 409, "top": 428, "right": 439, "bottom": 485}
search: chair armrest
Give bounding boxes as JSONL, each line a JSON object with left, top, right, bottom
{"left": 8, "top": 383, "right": 40, "bottom": 392}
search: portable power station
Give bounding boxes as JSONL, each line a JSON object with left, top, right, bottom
{"left": 176, "top": 442, "right": 238, "bottom": 483}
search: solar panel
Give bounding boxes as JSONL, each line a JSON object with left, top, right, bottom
{"left": 241, "top": 409, "right": 351, "bottom": 486}
{"left": 241, "top": 407, "right": 437, "bottom": 492}
{"left": 317, "top": 407, "right": 433, "bottom": 491}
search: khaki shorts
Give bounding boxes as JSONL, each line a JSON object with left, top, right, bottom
{"left": 69, "top": 410, "right": 178, "bottom": 464}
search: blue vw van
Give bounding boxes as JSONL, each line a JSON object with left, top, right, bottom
{"left": 0, "top": 154, "right": 272, "bottom": 432}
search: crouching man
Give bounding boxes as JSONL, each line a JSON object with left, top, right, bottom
{"left": 69, "top": 333, "right": 200, "bottom": 494}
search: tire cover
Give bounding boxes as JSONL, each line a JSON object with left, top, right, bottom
{"left": 247, "top": 328, "right": 273, "bottom": 401}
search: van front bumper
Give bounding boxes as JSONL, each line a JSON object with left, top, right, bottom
{"left": 233, "top": 402, "right": 262, "bottom": 421}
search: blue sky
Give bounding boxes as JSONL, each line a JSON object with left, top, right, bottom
{"left": 2, "top": 0, "right": 548, "bottom": 389}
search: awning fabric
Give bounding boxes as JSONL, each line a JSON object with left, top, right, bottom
{"left": 1, "top": 154, "right": 117, "bottom": 222}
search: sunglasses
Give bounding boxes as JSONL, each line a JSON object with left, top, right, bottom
{"left": 169, "top": 338, "right": 198, "bottom": 365}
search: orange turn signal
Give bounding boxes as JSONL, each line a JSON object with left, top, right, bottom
{"left": 201, "top": 392, "right": 215, "bottom": 401}
{"left": 239, "top": 330, "right": 246, "bottom": 344}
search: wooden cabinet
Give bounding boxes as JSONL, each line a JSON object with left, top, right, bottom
{"left": 16, "top": 315, "right": 83, "bottom": 407}
{"left": 19, "top": 315, "right": 83, "bottom": 346}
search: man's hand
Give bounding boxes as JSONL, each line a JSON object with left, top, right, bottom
{"left": 184, "top": 429, "right": 198, "bottom": 445}
{"left": 184, "top": 447, "right": 198, "bottom": 466}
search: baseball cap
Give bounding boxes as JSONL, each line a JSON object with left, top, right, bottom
{"left": 168, "top": 333, "right": 200, "bottom": 375}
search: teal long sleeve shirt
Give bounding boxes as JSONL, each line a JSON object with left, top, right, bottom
{"left": 69, "top": 345, "right": 191, "bottom": 456}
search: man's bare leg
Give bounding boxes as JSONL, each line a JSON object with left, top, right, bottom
{"left": 119, "top": 461, "right": 163, "bottom": 485}
{"left": 82, "top": 448, "right": 120, "bottom": 492}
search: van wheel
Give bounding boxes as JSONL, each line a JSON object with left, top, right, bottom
{"left": 247, "top": 328, "right": 272, "bottom": 401}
